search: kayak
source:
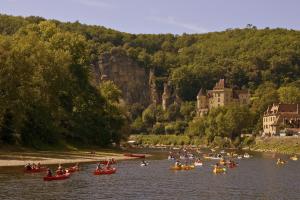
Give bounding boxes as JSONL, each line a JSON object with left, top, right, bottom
{"left": 170, "top": 165, "right": 195, "bottom": 170}
{"left": 194, "top": 162, "right": 203, "bottom": 167}
{"left": 277, "top": 161, "right": 286, "bottom": 165}
{"left": 213, "top": 167, "right": 226, "bottom": 173}
{"left": 66, "top": 166, "right": 79, "bottom": 173}
{"left": 182, "top": 165, "right": 195, "bottom": 170}
{"left": 123, "top": 153, "right": 145, "bottom": 158}
{"left": 290, "top": 156, "right": 298, "bottom": 161}
{"left": 170, "top": 166, "right": 182, "bottom": 170}
{"left": 219, "top": 161, "right": 226, "bottom": 165}
{"left": 24, "top": 167, "right": 47, "bottom": 173}
{"left": 94, "top": 168, "right": 116, "bottom": 175}
{"left": 140, "top": 163, "right": 149, "bottom": 167}
{"left": 228, "top": 163, "right": 237, "bottom": 168}
{"left": 43, "top": 173, "right": 70, "bottom": 181}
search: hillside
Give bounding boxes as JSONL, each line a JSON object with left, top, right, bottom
{"left": 0, "top": 14, "right": 299, "bottom": 147}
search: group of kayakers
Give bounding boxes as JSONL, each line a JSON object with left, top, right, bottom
{"left": 24, "top": 162, "right": 42, "bottom": 171}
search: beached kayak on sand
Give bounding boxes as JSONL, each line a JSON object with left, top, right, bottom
{"left": 123, "top": 153, "right": 146, "bottom": 158}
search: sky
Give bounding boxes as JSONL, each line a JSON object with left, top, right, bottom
{"left": 1, "top": 0, "right": 300, "bottom": 34}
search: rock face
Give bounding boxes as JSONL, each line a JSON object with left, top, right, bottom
{"left": 97, "top": 51, "right": 152, "bottom": 106}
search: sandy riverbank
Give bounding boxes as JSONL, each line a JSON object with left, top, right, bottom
{"left": 0, "top": 150, "right": 146, "bottom": 167}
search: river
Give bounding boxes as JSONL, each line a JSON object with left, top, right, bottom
{"left": 0, "top": 151, "right": 299, "bottom": 200}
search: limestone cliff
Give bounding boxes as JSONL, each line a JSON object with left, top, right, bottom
{"left": 96, "top": 51, "right": 155, "bottom": 106}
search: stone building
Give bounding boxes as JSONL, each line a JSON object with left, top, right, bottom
{"left": 263, "top": 103, "right": 300, "bottom": 136}
{"left": 196, "top": 79, "right": 250, "bottom": 116}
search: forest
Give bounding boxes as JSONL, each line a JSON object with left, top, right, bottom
{"left": 0, "top": 14, "right": 299, "bottom": 148}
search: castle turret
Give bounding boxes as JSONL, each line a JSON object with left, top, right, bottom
{"left": 196, "top": 88, "right": 209, "bottom": 116}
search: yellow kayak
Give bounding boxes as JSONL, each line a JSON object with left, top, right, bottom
{"left": 213, "top": 167, "right": 226, "bottom": 173}
{"left": 170, "top": 166, "right": 182, "bottom": 170}
{"left": 170, "top": 165, "right": 195, "bottom": 170}
{"left": 181, "top": 165, "right": 195, "bottom": 170}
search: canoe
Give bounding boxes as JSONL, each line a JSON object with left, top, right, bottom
{"left": 43, "top": 173, "right": 70, "bottom": 181}
{"left": 213, "top": 167, "right": 226, "bottom": 173}
{"left": 94, "top": 168, "right": 116, "bottom": 175}
{"left": 123, "top": 153, "right": 146, "bottom": 158}
{"left": 66, "top": 166, "right": 79, "bottom": 173}
{"left": 24, "top": 167, "right": 47, "bottom": 173}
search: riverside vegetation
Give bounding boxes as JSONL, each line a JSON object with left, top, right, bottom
{"left": 0, "top": 15, "right": 300, "bottom": 150}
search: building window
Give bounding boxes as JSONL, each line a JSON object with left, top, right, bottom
{"left": 218, "top": 98, "right": 220, "bottom": 102}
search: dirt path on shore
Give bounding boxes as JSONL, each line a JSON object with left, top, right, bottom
{"left": 0, "top": 150, "right": 141, "bottom": 167}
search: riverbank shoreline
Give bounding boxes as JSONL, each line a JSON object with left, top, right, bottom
{"left": 249, "top": 137, "right": 300, "bottom": 155}
{"left": 0, "top": 149, "right": 149, "bottom": 167}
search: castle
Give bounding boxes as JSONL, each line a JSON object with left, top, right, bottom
{"left": 196, "top": 79, "right": 250, "bottom": 116}
{"left": 263, "top": 103, "right": 300, "bottom": 136}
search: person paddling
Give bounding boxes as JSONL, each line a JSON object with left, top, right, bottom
{"left": 46, "top": 168, "right": 52, "bottom": 177}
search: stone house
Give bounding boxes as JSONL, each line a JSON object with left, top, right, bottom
{"left": 263, "top": 103, "right": 300, "bottom": 136}
{"left": 196, "top": 79, "right": 250, "bottom": 116}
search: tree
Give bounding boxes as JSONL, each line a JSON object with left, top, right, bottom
{"left": 278, "top": 86, "right": 300, "bottom": 104}
{"left": 99, "top": 81, "right": 122, "bottom": 104}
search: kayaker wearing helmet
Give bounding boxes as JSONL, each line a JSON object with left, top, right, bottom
{"left": 46, "top": 168, "right": 52, "bottom": 177}
{"left": 25, "top": 163, "right": 32, "bottom": 171}
{"left": 175, "top": 160, "right": 182, "bottom": 167}
{"left": 96, "top": 163, "right": 102, "bottom": 170}
{"left": 56, "top": 164, "right": 64, "bottom": 175}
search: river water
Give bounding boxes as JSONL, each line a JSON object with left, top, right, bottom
{"left": 0, "top": 151, "right": 299, "bottom": 200}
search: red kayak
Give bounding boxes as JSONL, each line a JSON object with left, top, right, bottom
{"left": 43, "top": 173, "right": 71, "bottom": 181}
{"left": 123, "top": 153, "right": 146, "bottom": 158}
{"left": 99, "top": 160, "right": 116, "bottom": 165}
{"left": 229, "top": 163, "right": 237, "bottom": 168}
{"left": 94, "top": 168, "right": 116, "bottom": 175}
{"left": 66, "top": 166, "right": 79, "bottom": 173}
{"left": 24, "top": 167, "right": 47, "bottom": 173}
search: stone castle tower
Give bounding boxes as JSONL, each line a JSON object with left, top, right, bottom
{"left": 196, "top": 79, "right": 250, "bottom": 116}
{"left": 196, "top": 88, "right": 209, "bottom": 116}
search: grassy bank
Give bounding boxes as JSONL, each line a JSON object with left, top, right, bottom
{"left": 251, "top": 137, "right": 300, "bottom": 155}
{"left": 130, "top": 134, "right": 206, "bottom": 146}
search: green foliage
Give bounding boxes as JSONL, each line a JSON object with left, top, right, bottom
{"left": 1, "top": 14, "right": 300, "bottom": 147}
{"left": 278, "top": 86, "right": 300, "bottom": 104}
{"left": 0, "top": 110, "right": 15, "bottom": 144}
{"left": 0, "top": 20, "right": 126, "bottom": 147}
{"left": 142, "top": 104, "right": 157, "bottom": 126}
{"left": 99, "top": 80, "right": 122, "bottom": 103}
{"left": 152, "top": 123, "right": 165, "bottom": 135}
{"left": 180, "top": 101, "right": 195, "bottom": 121}
{"left": 165, "top": 103, "right": 181, "bottom": 121}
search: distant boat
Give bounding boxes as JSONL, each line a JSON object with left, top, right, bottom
{"left": 290, "top": 155, "right": 298, "bottom": 161}
{"left": 244, "top": 153, "right": 251, "bottom": 158}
